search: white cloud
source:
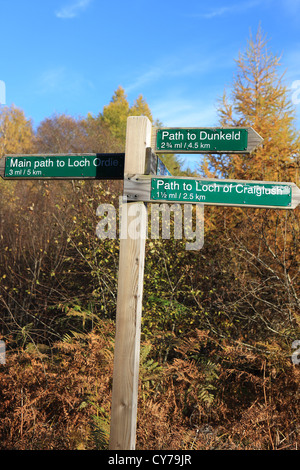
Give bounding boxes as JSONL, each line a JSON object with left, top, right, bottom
{"left": 150, "top": 97, "right": 218, "bottom": 127}
{"left": 55, "top": 0, "right": 92, "bottom": 19}
{"left": 200, "top": 6, "right": 232, "bottom": 19}
{"left": 38, "top": 67, "right": 66, "bottom": 92}
{"left": 192, "top": 1, "right": 261, "bottom": 19}
{"left": 36, "top": 66, "right": 94, "bottom": 96}
{"left": 126, "top": 67, "right": 164, "bottom": 93}
{"left": 125, "top": 53, "right": 232, "bottom": 95}
{"left": 124, "top": 51, "right": 234, "bottom": 127}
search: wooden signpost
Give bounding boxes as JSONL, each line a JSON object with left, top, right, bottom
{"left": 109, "top": 117, "right": 151, "bottom": 450}
{"left": 1, "top": 117, "right": 300, "bottom": 451}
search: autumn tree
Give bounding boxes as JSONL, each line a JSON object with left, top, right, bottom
{"left": 99, "top": 86, "right": 130, "bottom": 143}
{"left": 98, "top": 86, "right": 153, "bottom": 143}
{"left": 129, "top": 94, "right": 153, "bottom": 121}
{"left": 34, "top": 113, "right": 90, "bottom": 153}
{"left": 83, "top": 113, "right": 122, "bottom": 153}
{"left": 35, "top": 111, "right": 124, "bottom": 155}
{"left": 0, "top": 104, "right": 34, "bottom": 157}
{"left": 200, "top": 27, "right": 300, "bottom": 351}
{"left": 206, "top": 26, "right": 300, "bottom": 183}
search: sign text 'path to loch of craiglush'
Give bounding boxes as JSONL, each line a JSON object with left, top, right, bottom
{"left": 124, "top": 175, "right": 300, "bottom": 210}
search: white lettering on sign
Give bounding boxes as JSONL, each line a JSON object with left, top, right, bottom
{"left": 199, "top": 130, "right": 241, "bottom": 141}
{"left": 8, "top": 156, "right": 121, "bottom": 169}
{"left": 161, "top": 131, "right": 184, "bottom": 140}
{"left": 68, "top": 157, "right": 90, "bottom": 167}
{"left": 93, "top": 157, "right": 119, "bottom": 167}
{"left": 157, "top": 179, "right": 179, "bottom": 190}
{"left": 10, "top": 158, "right": 32, "bottom": 168}
{"left": 156, "top": 179, "right": 291, "bottom": 198}
{"left": 160, "top": 130, "right": 242, "bottom": 141}
{"left": 34, "top": 158, "right": 54, "bottom": 169}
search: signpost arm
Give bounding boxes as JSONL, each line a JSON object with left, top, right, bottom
{"left": 109, "top": 116, "right": 151, "bottom": 450}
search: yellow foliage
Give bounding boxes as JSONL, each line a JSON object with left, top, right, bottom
{"left": 0, "top": 104, "right": 34, "bottom": 157}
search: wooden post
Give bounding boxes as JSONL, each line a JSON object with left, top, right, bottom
{"left": 109, "top": 116, "right": 151, "bottom": 450}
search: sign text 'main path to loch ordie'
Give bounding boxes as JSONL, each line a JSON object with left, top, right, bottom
{"left": 2, "top": 154, "right": 124, "bottom": 179}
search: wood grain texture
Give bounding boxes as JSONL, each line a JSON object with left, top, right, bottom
{"left": 109, "top": 117, "right": 151, "bottom": 450}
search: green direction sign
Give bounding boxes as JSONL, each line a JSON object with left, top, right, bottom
{"left": 153, "top": 127, "right": 263, "bottom": 154}
{"left": 151, "top": 178, "right": 292, "bottom": 208}
{"left": 2, "top": 154, "right": 125, "bottom": 179}
{"left": 124, "top": 175, "right": 300, "bottom": 209}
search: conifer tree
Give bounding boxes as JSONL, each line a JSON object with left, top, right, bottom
{"left": 100, "top": 86, "right": 156, "bottom": 141}
{"left": 129, "top": 94, "right": 153, "bottom": 121}
{"left": 207, "top": 26, "right": 300, "bottom": 183}
{"left": 96, "top": 86, "right": 186, "bottom": 173}
{"left": 201, "top": 27, "right": 300, "bottom": 346}
{"left": 100, "top": 86, "right": 130, "bottom": 143}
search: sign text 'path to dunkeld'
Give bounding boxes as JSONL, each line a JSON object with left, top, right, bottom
{"left": 153, "top": 127, "right": 263, "bottom": 153}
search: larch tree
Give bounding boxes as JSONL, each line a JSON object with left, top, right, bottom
{"left": 129, "top": 94, "right": 153, "bottom": 122}
{"left": 95, "top": 86, "right": 189, "bottom": 174}
{"left": 207, "top": 26, "right": 300, "bottom": 184}
{"left": 100, "top": 86, "right": 130, "bottom": 143}
{"left": 200, "top": 27, "right": 300, "bottom": 350}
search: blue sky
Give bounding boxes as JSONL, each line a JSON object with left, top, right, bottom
{"left": 1, "top": 0, "right": 300, "bottom": 138}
